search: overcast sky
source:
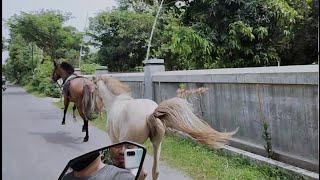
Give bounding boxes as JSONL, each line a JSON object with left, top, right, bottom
{"left": 2, "top": 0, "right": 118, "bottom": 63}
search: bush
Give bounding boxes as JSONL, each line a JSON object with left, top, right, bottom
{"left": 29, "top": 60, "right": 60, "bottom": 98}
{"left": 80, "top": 63, "right": 96, "bottom": 75}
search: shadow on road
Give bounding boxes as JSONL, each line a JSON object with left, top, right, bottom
{"left": 28, "top": 131, "right": 86, "bottom": 150}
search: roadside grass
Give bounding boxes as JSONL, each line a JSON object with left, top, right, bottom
{"left": 144, "top": 136, "right": 302, "bottom": 180}
{"left": 24, "top": 84, "right": 46, "bottom": 98}
{"left": 52, "top": 101, "right": 303, "bottom": 180}
{"left": 53, "top": 101, "right": 107, "bottom": 132}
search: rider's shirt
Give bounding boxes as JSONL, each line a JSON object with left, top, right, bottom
{"left": 61, "top": 164, "right": 135, "bottom": 180}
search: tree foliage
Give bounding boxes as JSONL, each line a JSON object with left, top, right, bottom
{"left": 80, "top": 63, "right": 96, "bottom": 75}
{"left": 4, "top": 10, "right": 83, "bottom": 97}
{"left": 88, "top": 0, "right": 317, "bottom": 71}
{"left": 88, "top": 10, "right": 155, "bottom": 72}
{"left": 153, "top": 10, "right": 213, "bottom": 70}
{"left": 7, "top": 10, "right": 82, "bottom": 62}
{"left": 4, "top": 34, "right": 35, "bottom": 84}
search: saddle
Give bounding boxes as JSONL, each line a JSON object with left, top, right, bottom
{"left": 62, "top": 74, "right": 94, "bottom": 100}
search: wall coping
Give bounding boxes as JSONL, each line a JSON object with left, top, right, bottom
{"left": 152, "top": 65, "right": 319, "bottom": 84}
{"left": 84, "top": 73, "right": 144, "bottom": 82}
{"left": 155, "top": 65, "right": 318, "bottom": 75}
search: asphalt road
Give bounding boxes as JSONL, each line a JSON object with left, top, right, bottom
{"left": 2, "top": 85, "right": 192, "bottom": 180}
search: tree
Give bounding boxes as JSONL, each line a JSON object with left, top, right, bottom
{"left": 88, "top": 0, "right": 317, "bottom": 71}
{"left": 153, "top": 10, "right": 213, "bottom": 70}
{"left": 4, "top": 33, "right": 35, "bottom": 84}
{"left": 177, "top": 0, "right": 300, "bottom": 67}
{"left": 2, "top": 37, "right": 7, "bottom": 50}
{"left": 88, "top": 10, "right": 155, "bottom": 72}
{"left": 280, "top": 0, "right": 318, "bottom": 65}
{"left": 7, "top": 10, "right": 82, "bottom": 63}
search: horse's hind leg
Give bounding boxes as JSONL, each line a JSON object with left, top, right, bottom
{"left": 83, "top": 119, "right": 89, "bottom": 142}
{"left": 72, "top": 104, "right": 77, "bottom": 120}
{"left": 78, "top": 105, "right": 89, "bottom": 142}
{"left": 149, "top": 117, "right": 165, "bottom": 180}
{"left": 62, "top": 98, "right": 70, "bottom": 125}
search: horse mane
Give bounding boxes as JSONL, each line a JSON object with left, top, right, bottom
{"left": 60, "top": 62, "right": 74, "bottom": 75}
{"left": 99, "top": 76, "right": 132, "bottom": 96}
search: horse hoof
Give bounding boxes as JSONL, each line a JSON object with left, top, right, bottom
{"left": 83, "top": 137, "right": 89, "bottom": 142}
{"left": 138, "top": 171, "right": 147, "bottom": 180}
{"left": 153, "top": 172, "right": 159, "bottom": 180}
{"left": 61, "top": 122, "right": 65, "bottom": 125}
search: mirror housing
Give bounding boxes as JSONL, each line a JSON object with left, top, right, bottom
{"left": 58, "top": 141, "right": 146, "bottom": 180}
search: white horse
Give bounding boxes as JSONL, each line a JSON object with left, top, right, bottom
{"left": 94, "top": 76, "right": 238, "bottom": 180}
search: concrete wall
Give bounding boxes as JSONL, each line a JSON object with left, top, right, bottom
{"left": 74, "top": 66, "right": 108, "bottom": 75}
{"left": 86, "top": 65, "right": 319, "bottom": 172}
{"left": 152, "top": 65, "right": 319, "bottom": 172}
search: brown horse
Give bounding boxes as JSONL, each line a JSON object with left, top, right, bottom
{"left": 51, "top": 61, "right": 103, "bottom": 142}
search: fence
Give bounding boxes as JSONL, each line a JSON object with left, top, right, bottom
{"left": 87, "top": 62, "right": 319, "bottom": 172}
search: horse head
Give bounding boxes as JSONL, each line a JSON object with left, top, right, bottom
{"left": 51, "top": 60, "right": 75, "bottom": 83}
{"left": 51, "top": 60, "right": 61, "bottom": 83}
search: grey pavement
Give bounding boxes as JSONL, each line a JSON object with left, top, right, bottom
{"left": 2, "top": 85, "right": 192, "bottom": 180}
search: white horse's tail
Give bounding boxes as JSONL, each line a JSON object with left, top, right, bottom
{"left": 147, "top": 97, "right": 238, "bottom": 148}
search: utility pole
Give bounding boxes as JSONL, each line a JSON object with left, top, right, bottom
{"left": 79, "top": 12, "right": 89, "bottom": 68}
{"left": 145, "top": 0, "right": 165, "bottom": 62}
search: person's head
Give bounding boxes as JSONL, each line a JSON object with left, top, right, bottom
{"left": 70, "top": 151, "right": 101, "bottom": 172}
{"left": 109, "top": 143, "right": 137, "bottom": 168}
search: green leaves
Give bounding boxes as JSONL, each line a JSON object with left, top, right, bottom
{"left": 7, "top": 10, "right": 82, "bottom": 61}
{"left": 153, "top": 10, "right": 213, "bottom": 70}
{"left": 88, "top": 10, "right": 154, "bottom": 72}
{"left": 4, "top": 10, "right": 82, "bottom": 97}
{"left": 80, "top": 63, "right": 96, "bottom": 75}
{"left": 31, "top": 60, "right": 60, "bottom": 97}
{"left": 254, "top": 27, "right": 268, "bottom": 40}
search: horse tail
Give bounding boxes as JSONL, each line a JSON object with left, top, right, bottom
{"left": 83, "top": 84, "right": 94, "bottom": 120}
{"left": 147, "top": 97, "right": 238, "bottom": 148}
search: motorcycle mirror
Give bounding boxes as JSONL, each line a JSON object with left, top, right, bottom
{"left": 58, "top": 141, "right": 147, "bottom": 180}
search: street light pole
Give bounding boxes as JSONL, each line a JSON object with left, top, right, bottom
{"left": 79, "top": 12, "right": 89, "bottom": 68}
{"left": 145, "top": 0, "right": 165, "bottom": 62}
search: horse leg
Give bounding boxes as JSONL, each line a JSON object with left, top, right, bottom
{"left": 62, "top": 98, "right": 70, "bottom": 125}
{"left": 137, "top": 168, "right": 148, "bottom": 180}
{"left": 82, "top": 120, "right": 86, "bottom": 132}
{"left": 149, "top": 118, "right": 165, "bottom": 180}
{"left": 83, "top": 119, "right": 89, "bottom": 142}
{"left": 72, "top": 104, "right": 77, "bottom": 120}
{"left": 78, "top": 105, "right": 89, "bottom": 142}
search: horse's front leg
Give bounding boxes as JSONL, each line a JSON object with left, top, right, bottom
{"left": 72, "top": 104, "right": 77, "bottom": 120}
{"left": 62, "top": 98, "right": 70, "bottom": 125}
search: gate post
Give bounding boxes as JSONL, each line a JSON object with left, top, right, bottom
{"left": 143, "top": 58, "right": 165, "bottom": 100}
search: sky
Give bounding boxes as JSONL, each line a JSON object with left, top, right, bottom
{"left": 2, "top": 0, "right": 118, "bottom": 63}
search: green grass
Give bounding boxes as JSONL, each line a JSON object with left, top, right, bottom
{"left": 24, "top": 84, "right": 46, "bottom": 98}
{"left": 52, "top": 101, "right": 303, "bottom": 180}
{"left": 143, "top": 135, "right": 303, "bottom": 180}
{"left": 53, "top": 101, "right": 107, "bottom": 132}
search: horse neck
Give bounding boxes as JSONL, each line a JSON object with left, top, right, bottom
{"left": 61, "top": 72, "right": 73, "bottom": 82}
{"left": 99, "top": 83, "right": 118, "bottom": 113}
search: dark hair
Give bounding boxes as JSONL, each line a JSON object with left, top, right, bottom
{"left": 70, "top": 151, "right": 100, "bottom": 171}
{"left": 60, "top": 62, "right": 75, "bottom": 75}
